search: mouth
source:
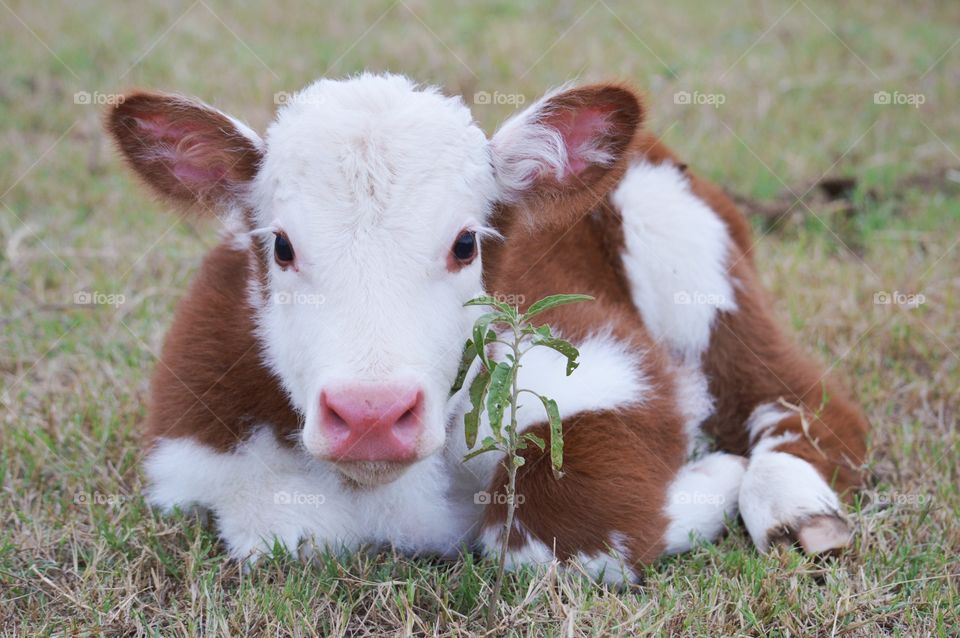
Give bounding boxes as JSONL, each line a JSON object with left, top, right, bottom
{"left": 335, "top": 460, "right": 415, "bottom": 488}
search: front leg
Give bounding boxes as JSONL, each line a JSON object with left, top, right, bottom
{"left": 737, "top": 402, "right": 866, "bottom": 554}
{"left": 475, "top": 410, "right": 746, "bottom": 583}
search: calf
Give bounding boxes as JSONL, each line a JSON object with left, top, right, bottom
{"left": 107, "top": 74, "right": 868, "bottom": 581}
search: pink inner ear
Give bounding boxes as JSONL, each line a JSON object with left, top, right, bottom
{"left": 132, "top": 113, "right": 229, "bottom": 188}
{"left": 548, "top": 107, "right": 612, "bottom": 177}
{"left": 135, "top": 114, "right": 202, "bottom": 144}
{"left": 173, "top": 162, "right": 227, "bottom": 184}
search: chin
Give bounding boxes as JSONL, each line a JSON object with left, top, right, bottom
{"left": 335, "top": 460, "right": 417, "bottom": 488}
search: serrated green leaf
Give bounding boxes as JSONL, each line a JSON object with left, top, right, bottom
{"left": 524, "top": 432, "right": 546, "bottom": 451}
{"left": 463, "top": 367, "right": 490, "bottom": 449}
{"left": 533, "top": 337, "right": 581, "bottom": 375}
{"left": 523, "top": 294, "right": 594, "bottom": 321}
{"left": 450, "top": 339, "right": 478, "bottom": 394}
{"left": 537, "top": 395, "right": 563, "bottom": 471}
{"left": 485, "top": 362, "right": 513, "bottom": 438}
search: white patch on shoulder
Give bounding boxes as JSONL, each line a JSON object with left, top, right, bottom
{"left": 144, "top": 428, "right": 477, "bottom": 562}
{"left": 573, "top": 531, "right": 637, "bottom": 584}
{"left": 746, "top": 402, "right": 793, "bottom": 443}
{"left": 612, "top": 161, "right": 737, "bottom": 363}
{"left": 511, "top": 330, "right": 650, "bottom": 431}
{"left": 663, "top": 452, "right": 746, "bottom": 554}
{"left": 738, "top": 451, "right": 842, "bottom": 551}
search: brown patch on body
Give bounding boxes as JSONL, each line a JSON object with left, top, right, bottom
{"left": 144, "top": 243, "right": 298, "bottom": 451}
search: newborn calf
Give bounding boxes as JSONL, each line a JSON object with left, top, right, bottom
{"left": 107, "top": 74, "right": 867, "bottom": 581}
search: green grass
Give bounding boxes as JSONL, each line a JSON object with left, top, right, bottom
{"left": 2, "top": 0, "right": 959, "bottom": 635}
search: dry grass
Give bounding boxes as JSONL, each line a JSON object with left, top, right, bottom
{"left": 1, "top": 0, "right": 958, "bottom": 635}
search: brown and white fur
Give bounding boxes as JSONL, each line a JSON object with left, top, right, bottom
{"left": 106, "top": 74, "right": 868, "bottom": 582}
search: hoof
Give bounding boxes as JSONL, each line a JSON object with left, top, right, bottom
{"left": 796, "top": 514, "right": 852, "bottom": 555}
{"left": 770, "top": 514, "right": 852, "bottom": 555}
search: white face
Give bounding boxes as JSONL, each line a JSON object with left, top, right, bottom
{"left": 250, "top": 77, "right": 497, "bottom": 483}
{"left": 109, "top": 73, "right": 639, "bottom": 487}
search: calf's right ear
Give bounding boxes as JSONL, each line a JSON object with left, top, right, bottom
{"left": 489, "top": 83, "right": 643, "bottom": 227}
{"left": 106, "top": 91, "right": 263, "bottom": 213}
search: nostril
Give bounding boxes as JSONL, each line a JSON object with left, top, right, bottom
{"left": 320, "top": 391, "right": 351, "bottom": 433}
{"left": 394, "top": 406, "right": 419, "bottom": 432}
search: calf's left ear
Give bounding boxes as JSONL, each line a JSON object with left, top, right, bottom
{"left": 490, "top": 83, "right": 643, "bottom": 221}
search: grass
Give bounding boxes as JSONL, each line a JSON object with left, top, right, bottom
{"left": 1, "top": 0, "right": 958, "bottom": 635}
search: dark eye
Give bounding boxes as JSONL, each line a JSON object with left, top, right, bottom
{"left": 274, "top": 232, "right": 295, "bottom": 266}
{"left": 451, "top": 230, "right": 477, "bottom": 264}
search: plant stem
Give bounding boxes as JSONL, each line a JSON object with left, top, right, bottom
{"left": 485, "top": 325, "right": 523, "bottom": 632}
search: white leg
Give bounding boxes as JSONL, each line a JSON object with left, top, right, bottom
{"left": 145, "top": 427, "right": 476, "bottom": 563}
{"left": 739, "top": 451, "right": 851, "bottom": 553}
{"left": 662, "top": 452, "right": 747, "bottom": 554}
